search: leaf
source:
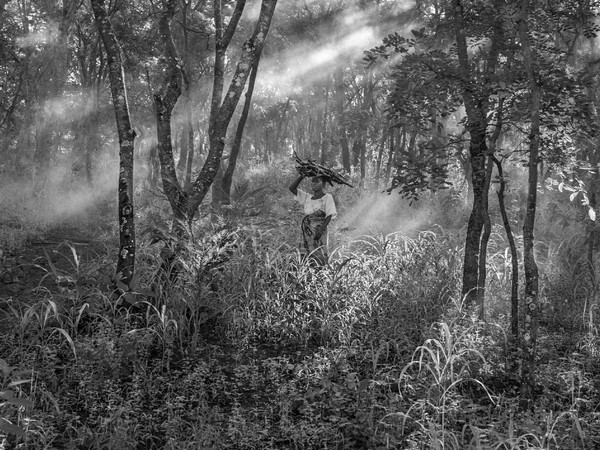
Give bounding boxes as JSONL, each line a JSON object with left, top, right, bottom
{"left": 570, "top": 191, "right": 578, "bottom": 202}
{"left": 358, "top": 379, "right": 370, "bottom": 392}
{"left": 8, "top": 379, "right": 33, "bottom": 388}
{"left": 43, "top": 248, "right": 60, "bottom": 278}
{"left": 0, "top": 358, "right": 9, "bottom": 375}
{"left": 0, "top": 418, "right": 25, "bottom": 436}
{"left": 0, "top": 392, "right": 34, "bottom": 408}
{"left": 589, "top": 208, "right": 596, "bottom": 222}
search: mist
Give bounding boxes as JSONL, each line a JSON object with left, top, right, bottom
{"left": 335, "top": 190, "right": 433, "bottom": 239}
{"left": 256, "top": 0, "right": 420, "bottom": 96}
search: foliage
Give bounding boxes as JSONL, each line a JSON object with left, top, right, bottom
{"left": 2, "top": 182, "right": 600, "bottom": 448}
{"left": 3, "top": 0, "right": 600, "bottom": 446}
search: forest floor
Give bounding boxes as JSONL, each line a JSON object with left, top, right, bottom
{"left": 1, "top": 227, "right": 103, "bottom": 299}
{"left": 1, "top": 191, "right": 600, "bottom": 449}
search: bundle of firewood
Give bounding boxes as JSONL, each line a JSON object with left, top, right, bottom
{"left": 294, "top": 152, "right": 353, "bottom": 187}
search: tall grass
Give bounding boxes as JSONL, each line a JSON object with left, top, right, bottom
{"left": 1, "top": 213, "right": 599, "bottom": 448}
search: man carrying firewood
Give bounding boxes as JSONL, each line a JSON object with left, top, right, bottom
{"left": 288, "top": 154, "right": 351, "bottom": 265}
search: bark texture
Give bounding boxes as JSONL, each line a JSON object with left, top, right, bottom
{"left": 90, "top": 0, "right": 136, "bottom": 289}
{"left": 452, "top": 0, "right": 500, "bottom": 310}
{"left": 518, "top": 0, "right": 541, "bottom": 410}
{"left": 154, "top": 0, "right": 186, "bottom": 233}
{"left": 334, "top": 66, "right": 351, "bottom": 172}
{"left": 187, "top": 0, "right": 278, "bottom": 218}
{"left": 222, "top": 51, "right": 262, "bottom": 205}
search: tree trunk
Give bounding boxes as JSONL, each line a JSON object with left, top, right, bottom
{"left": 181, "top": 0, "right": 194, "bottom": 188}
{"left": 154, "top": 0, "right": 186, "bottom": 235}
{"left": 385, "top": 127, "right": 402, "bottom": 185}
{"left": 90, "top": 0, "right": 136, "bottom": 290}
{"left": 34, "top": 0, "right": 79, "bottom": 170}
{"left": 518, "top": 0, "right": 541, "bottom": 410}
{"left": 493, "top": 155, "right": 519, "bottom": 338}
{"left": 333, "top": 67, "right": 351, "bottom": 172}
{"left": 183, "top": 85, "right": 194, "bottom": 188}
{"left": 211, "top": 157, "right": 226, "bottom": 213}
{"left": 274, "top": 97, "right": 291, "bottom": 156}
{"left": 587, "top": 176, "right": 599, "bottom": 287}
{"left": 149, "top": 143, "right": 160, "bottom": 188}
{"left": 461, "top": 129, "right": 488, "bottom": 306}
{"left": 476, "top": 155, "right": 494, "bottom": 318}
{"left": 452, "top": 0, "right": 493, "bottom": 307}
{"left": 320, "top": 82, "right": 330, "bottom": 166}
{"left": 186, "top": 134, "right": 199, "bottom": 188}
{"left": 178, "top": 126, "right": 188, "bottom": 175}
{"left": 222, "top": 47, "right": 263, "bottom": 205}
{"left": 186, "top": 0, "right": 278, "bottom": 219}
{"left": 359, "top": 68, "right": 374, "bottom": 187}
{"left": 374, "top": 128, "right": 388, "bottom": 188}
{"left": 358, "top": 138, "right": 366, "bottom": 188}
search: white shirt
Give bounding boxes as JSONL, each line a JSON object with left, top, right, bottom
{"left": 295, "top": 189, "right": 337, "bottom": 219}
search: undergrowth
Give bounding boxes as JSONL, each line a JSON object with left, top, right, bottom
{"left": 1, "top": 181, "right": 600, "bottom": 449}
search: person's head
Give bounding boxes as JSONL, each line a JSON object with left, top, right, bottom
{"left": 311, "top": 176, "right": 328, "bottom": 193}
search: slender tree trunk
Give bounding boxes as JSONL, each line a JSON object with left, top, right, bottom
{"left": 186, "top": 134, "right": 198, "bottom": 188}
{"left": 493, "top": 155, "right": 519, "bottom": 338}
{"left": 178, "top": 127, "right": 188, "bottom": 175}
{"left": 320, "top": 82, "right": 330, "bottom": 166}
{"left": 181, "top": 0, "right": 194, "bottom": 187}
{"left": 90, "top": 0, "right": 136, "bottom": 290}
{"left": 149, "top": 143, "right": 160, "bottom": 187}
{"left": 154, "top": 0, "right": 186, "bottom": 235}
{"left": 587, "top": 176, "right": 599, "bottom": 285}
{"left": 0, "top": 68, "right": 24, "bottom": 132}
{"left": 183, "top": 84, "right": 194, "bottom": 188}
{"left": 476, "top": 155, "right": 493, "bottom": 318}
{"left": 489, "top": 98, "right": 518, "bottom": 334}
{"left": 374, "top": 128, "right": 388, "bottom": 188}
{"left": 333, "top": 67, "right": 351, "bottom": 172}
{"left": 211, "top": 157, "right": 226, "bottom": 214}
{"left": 453, "top": 0, "right": 493, "bottom": 306}
{"left": 34, "top": 124, "right": 52, "bottom": 172}
{"left": 87, "top": 83, "right": 103, "bottom": 185}
{"left": 186, "top": 0, "right": 278, "bottom": 219}
{"left": 518, "top": 0, "right": 541, "bottom": 410}
{"left": 222, "top": 47, "right": 263, "bottom": 205}
{"left": 358, "top": 138, "right": 366, "bottom": 187}
{"left": 359, "top": 68, "right": 374, "bottom": 186}
{"left": 35, "top": 0, "right": 79, "bottom": 170}
{"left": 274, "top": 97, "right": 291, "bottom": 156}
{"left": 385, "top": 127, "right": 401, "bottom": 185}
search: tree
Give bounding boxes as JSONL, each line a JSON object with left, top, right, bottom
{"left": 32, "top": 0, "right": 81, "bottom": 170}
{"left": 151, "top": 0, "right": 278, "bottom": 238}
{"left": 153, "top": 0, "right": 185, "bottom": 233}
{"left": 73, "top": 2, "right": 107, "bottom": 184}
{"left": 192, "top": 0, "right": 278, "bottom": 217}
{"left": 221, "top": 49, "right": 262, "bottom": 206}
{"left": 365, "top": 0, "right": 507, "bottom": 315}
{"left": 516, "top": 0, "right": 541, "bottom": 409}
{"left": 90, "top": 0, "right": 136, "bottom": 291}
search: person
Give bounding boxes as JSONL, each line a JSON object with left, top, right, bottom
{"left": 289, "top": 173, "right": 337, "bottom": 265}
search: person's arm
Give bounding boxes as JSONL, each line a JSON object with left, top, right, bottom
{"left": 289, "top": 174, "right": 305, "bottom": 195}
